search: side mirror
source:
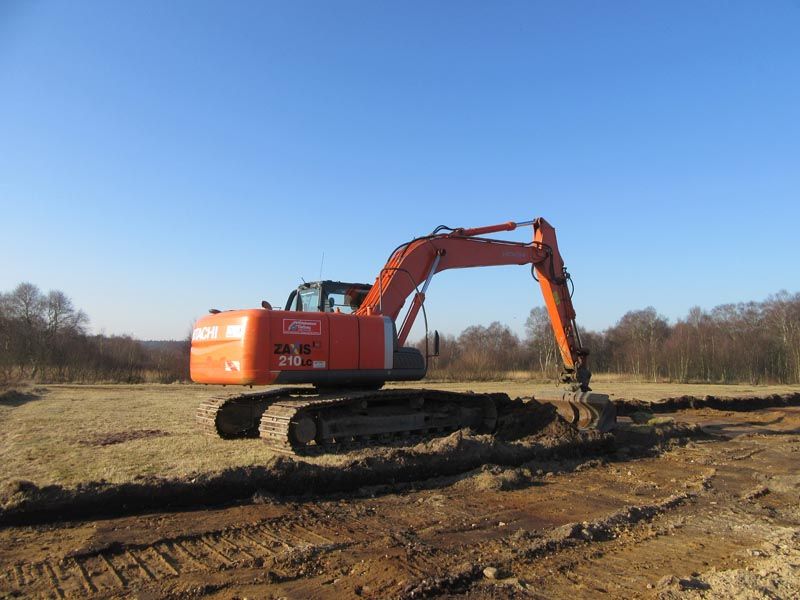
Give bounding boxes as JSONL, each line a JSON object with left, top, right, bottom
{"left": 433, "top": 330, "right": 440, "bottom": 357}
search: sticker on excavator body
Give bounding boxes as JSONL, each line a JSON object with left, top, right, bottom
{"left": 192, "top": 325, "right": 219, "bottom": 341}
{"left": 225, "top": 325, "right": 244, "bottom": 339}
{"left": 282, "top": 319, "right": 322, "bottom": 335}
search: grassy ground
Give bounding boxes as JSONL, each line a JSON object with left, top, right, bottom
{"left": 1, "top": 381, "right": 798, "bottom": 491}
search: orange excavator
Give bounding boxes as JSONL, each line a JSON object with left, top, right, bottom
{"left": 191, "top": 218, "right": 615, "bottom": 453}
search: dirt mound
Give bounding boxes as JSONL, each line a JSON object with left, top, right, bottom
{"left": 0, "top": 389, "right": 40, "bottom": 407}
{"left": 614, "top": 421, "right": 705, "bottom": 451}
{"left": 450, "top": 464, "right": 537, "bottom": 493}
{"left": 615, "top": 392, "right": 800, "bottom": 415}
{"left": 494, "top": 396, "right": 561, "bottom": 440}
{"left": 78, "top": 429, "right": 170, "bottom": 447}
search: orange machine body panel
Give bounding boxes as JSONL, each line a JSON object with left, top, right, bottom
{"left": 191, "top": 217, "right": 590, "bottom": 394}
{"left": 328, "top": 313, "right": 359, "bottom": 370}
{"left": 190, "top": 309, "right": 398, "bottom": 386}
{"left": 190, "top": 310, "right": 271, "bottom": 385}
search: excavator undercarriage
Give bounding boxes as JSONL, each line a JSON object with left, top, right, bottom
{"left": 197, "top": 388, "right": 502, "bottom": 454}
{"left": 196, "top": 386, "right": 615, "bottom": 454}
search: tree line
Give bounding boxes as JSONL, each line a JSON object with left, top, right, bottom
{"left": 2, "top": 281, "right": 798, "bottom": 385}
{"left": 0, "top": 283, "right": 188, "bottom": 383}
{"left": 421, "top": 291, "right": 800, "bottom": 384}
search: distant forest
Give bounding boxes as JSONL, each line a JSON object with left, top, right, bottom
{"left": 0, "top": 283, "right": 188, "bottom": 384}
{"left": 423, "top": 292, "right": 800, "bottom": 385}
{"left": 1, "top": 282, "right": 799, "bottom": 385}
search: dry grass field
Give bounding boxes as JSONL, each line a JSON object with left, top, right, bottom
{"left": 1, "top": 380, "right": 798, "bottom": 490}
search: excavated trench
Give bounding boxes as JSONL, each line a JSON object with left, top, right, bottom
{"left": 614, "top": 391, "right": 800, "bottom": 414}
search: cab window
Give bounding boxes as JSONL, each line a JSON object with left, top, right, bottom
{"left": 298, "top": 288, "right": 320, "bottom": 312}
{"left": 325, "top": 292, "right": 354, "bottom": 313}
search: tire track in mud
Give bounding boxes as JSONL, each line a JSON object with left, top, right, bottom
{"left": 0, "top": 458, "right": 783, "bottom": 600}
{"left": 459, "top": 429, "right": 800, "bottom": 598}
{"left": 537, "top": 503, "right": 779, "bottom": 598}
{"left": 398, "top": 471, "right": 716, "bottom": 599}
{"left": 0, "top": 510, "right": 352, "bottom": 599}
{"left": 0, "top": 456, "right": 717, "bottom": 599}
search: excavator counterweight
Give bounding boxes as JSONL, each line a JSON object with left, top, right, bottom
{"left": 190, "top": 218, "right": 616, "bottom": 452}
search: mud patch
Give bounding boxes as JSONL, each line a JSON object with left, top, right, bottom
{"left": 401, "top": 486, "right": 706, "bottom": 599}
{"left": 0, "top": 389, "right": 40, "bottom": 407}
{"left": 614, "top": 421, "right": 705, "bottom": 453}
{"left": 521, "top": 488, "right": 700, "bottom": 559}
{"left": 494, "top": 397, "right": 560, "bottom": 440}
{"left": 78, "top": 429, "right": 170, "bottom": 447}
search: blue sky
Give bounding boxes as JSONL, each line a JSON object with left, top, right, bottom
{"left": 1, "top": 1, "right": 798, "bottom": 340}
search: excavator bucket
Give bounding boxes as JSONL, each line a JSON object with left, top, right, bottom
{"left": 540, "top": 391, "right": 617, "bottom": 433}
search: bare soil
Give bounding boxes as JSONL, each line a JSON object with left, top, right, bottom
{"left": 1, "top": 388, "right": 799, "bottom": 598}
{"left": 77, "top": 429, "right": 170, "bottom": 448}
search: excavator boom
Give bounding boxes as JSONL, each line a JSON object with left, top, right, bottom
{"left": 356, "top": 218, "right": 590, "bottom": 390}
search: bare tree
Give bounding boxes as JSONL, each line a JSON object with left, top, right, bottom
{"left": 45, "top": 290, "right": 88, "bottom": 336}
{"left": 605, "top": 307, "right": 669, "bottom": 380}
{"left": 2, "top": 283, "right": 46, "bottom": 376}
{"left": 524, "top": 306, "right": 559, "bottom": 375}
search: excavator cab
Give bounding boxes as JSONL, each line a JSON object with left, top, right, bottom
{"left": 284, "top": 281, "right": 372, "bottom": 314}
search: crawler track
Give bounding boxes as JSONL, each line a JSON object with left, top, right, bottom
{"left": 0, "top": 510, "right": 351, "bottom": 599}
{"left": 198, "top": 388, "right": 502, "bottom": 454}
{"left": 195, "top": 387, "right": 316, "bottom": 438}
{"left": 259, "top": 390, "right": 502, "bottom": 454}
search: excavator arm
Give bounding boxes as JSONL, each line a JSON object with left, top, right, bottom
{"left": 356, "top": 218, "right": 592, "bottom": 391}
